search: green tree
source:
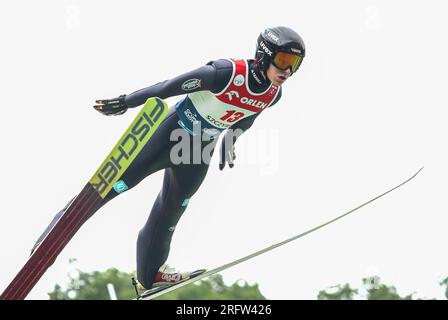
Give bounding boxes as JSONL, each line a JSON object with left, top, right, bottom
{"left": 439, "top": 277, "right": 448, "bottom": 299}
{"left": 317, "top": 276, "right": 415, "bottom": 300}
{"left": 48, "top": 265, "right": 265, "bottom": 300}
{"left": 48, "top": 267, "right": 136, "bottom": 300}
{"left": 317, "top": 284, "right": 358, "bottom": 300}
{"left": 363, "top": 278, "right": 414, "bottom": 300}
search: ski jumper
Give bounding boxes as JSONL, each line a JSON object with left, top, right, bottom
{"left": 37, "top": 59, "right": 282, "bottom": 289}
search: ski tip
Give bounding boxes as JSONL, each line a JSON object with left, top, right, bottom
{"left": 414, "top": 166, "right": 424, "bottom": 177}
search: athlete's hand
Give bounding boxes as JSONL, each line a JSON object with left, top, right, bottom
{"left": 219, "top": 137, "right": 236, "bottom": 170}
{"left": 94, "top": 94, "right": 128, "bottom": 116}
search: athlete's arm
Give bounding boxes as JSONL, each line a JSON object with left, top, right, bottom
{"left": 93, "top": 60, "right": 232, "bottom": 116}
{"left": 219, "top": 114, "right": 258, "bottom": 170}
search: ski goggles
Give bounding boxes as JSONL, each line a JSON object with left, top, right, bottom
{"left": 272, "top": 51, "right": 304, "bottom": 73}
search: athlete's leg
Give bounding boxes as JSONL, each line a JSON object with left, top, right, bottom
{"left": 136, "top": 139, "right": 218, "bottom": 289}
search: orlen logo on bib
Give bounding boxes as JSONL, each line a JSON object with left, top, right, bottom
{"left": 225, "top": 90, "right": 267, "bottom": 109}
{"left": 226, "top": 90, "right": 240, "bottom": 101}
{"left": 240, "top": 97, "right": 267, "bottom": 109}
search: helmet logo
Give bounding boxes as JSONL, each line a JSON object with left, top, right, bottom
{"left": 266, "top": 31, "right": 279, "bottom": 43}
{"left": 225, "top": 90, "right": 240, "bottom": 101}
{"left": 233, "top": 75, "right": 245, "bottom": 87}
{"left": 259, "top": 41, "right": 273, "bottom": 56}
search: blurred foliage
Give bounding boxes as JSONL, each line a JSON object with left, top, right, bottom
{"left": 440, "top": 276, "right": 448, "bottom": 299}
{"left": 48, "top": 267, "right": 136, "bottom": 300}
{"left": 318, "top": 284, "right": 358, "bottom": 300}
{"left": 49, "top": 261, "right": 448, "bottom": 300}
{"left": 318, "top": 277, "right": 415, "bottom": 300}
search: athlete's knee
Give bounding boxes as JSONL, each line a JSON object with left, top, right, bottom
{"left": 162, "top": 190, "right": 192, "bottom": 211}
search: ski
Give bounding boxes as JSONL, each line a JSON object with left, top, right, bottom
{"left": 0, "top": 98, "right": 168, "bottom": 300}
{"left": 138, "top": 167, "right": 423, "bottom": 300}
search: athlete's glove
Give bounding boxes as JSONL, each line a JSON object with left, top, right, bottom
{"left": 219, "top": 136, "right": 236, "bottom": 170}
{"left": 93, "top": 94, "right": 128, "bottom": 116}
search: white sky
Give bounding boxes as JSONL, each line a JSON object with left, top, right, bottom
{"left": 0, "top": 0, "right": 447, "bottom": 300}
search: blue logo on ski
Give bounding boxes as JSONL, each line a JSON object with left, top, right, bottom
{"left": 113, "top": 180, "right": 128, "bottom": 194}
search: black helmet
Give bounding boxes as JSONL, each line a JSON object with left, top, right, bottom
{"left": 255, "top": 26, "right": 305, "bottom": 74}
